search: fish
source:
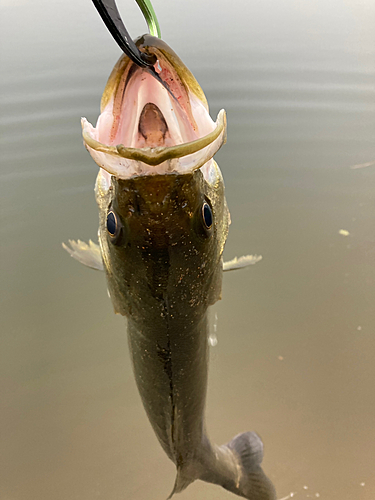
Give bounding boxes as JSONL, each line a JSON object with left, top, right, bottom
{"left": 64, "top": 34, "right": 276, "bottom": 500}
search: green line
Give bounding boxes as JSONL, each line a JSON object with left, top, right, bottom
{"left": 136, "top": 0, "right": 161, "bottom": 38}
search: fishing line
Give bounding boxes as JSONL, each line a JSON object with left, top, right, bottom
{"left": 136, "top": 0, "right": 161, "bottom": 38}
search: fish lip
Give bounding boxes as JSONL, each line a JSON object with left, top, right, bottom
{"left": 83, "top": 36, "right": 227, "bottom": 179}
{"left": 116, "top": 109, "right": 226, "bottom": 165}
{"left": 81, "top": 109, "right": 227, "bottom": 177}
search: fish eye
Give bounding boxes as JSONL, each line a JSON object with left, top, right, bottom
{"left": 202, "top": 202, "right": 213, "bottom": 229}
{"left": 106, "top": 210, "right": 123, "bottom": 244}
{"left": 106, "top": 211, "right": 117, "bottom": 235}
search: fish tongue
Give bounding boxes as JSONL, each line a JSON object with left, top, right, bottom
{"left": 138, "top": 103, "right": 168, "bottom": 148}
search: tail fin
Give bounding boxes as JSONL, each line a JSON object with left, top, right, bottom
{"left": 167, "top": 431, "right": 276, "bottom": 500}
{"left": 226, "top": 431, "right": 277, "bottom": 500}
{"left": 227, "top": 431, "right": 264, "bottom": 470}
{"left": 167, "top": 465, "right": 197, "bottom": 499}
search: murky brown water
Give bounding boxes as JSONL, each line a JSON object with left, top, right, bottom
{"left": 1, "top": 1, "right": 374, "bottom": 499}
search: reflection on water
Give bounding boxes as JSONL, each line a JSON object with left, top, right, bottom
{"left": 1, "top": 1, "right": 374, "bottom": 499}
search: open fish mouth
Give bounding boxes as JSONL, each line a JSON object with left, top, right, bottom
{"left": 82, "top": 35, "right": 227, "bottom": 179}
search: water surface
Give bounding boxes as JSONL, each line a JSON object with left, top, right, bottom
{"left": 1, "top": 1, "right": 374, "bottom": 499}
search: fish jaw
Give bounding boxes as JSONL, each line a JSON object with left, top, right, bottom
{"left": 82, "top": 35, "right": 227, "bottom": 179}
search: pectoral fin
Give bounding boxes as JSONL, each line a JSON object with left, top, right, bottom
{"left": 62, "top": 239, "right": 104, "bottom": 271}
{"left": 223, "top": 255, "right": 262, "bottom": 272}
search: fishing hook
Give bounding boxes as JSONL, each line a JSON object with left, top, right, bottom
{"left": 91, "top": 0, "right": 161, "bottom": 68}
{"left": 92, "top": 1, "right": 179, "bottom": 104}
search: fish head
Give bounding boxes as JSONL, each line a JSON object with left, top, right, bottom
{"left": 82, "top": 34, "right": 227, "bottom": 179}
{"left": 88, "top": 36, "right": 230, "bottom": 318}
{"left": 96, "top": 164, "right": 229, "bottom": 318}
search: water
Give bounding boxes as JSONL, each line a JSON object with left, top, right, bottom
{"left": 1, "top": 1, "right": 374, "bottom": 499}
